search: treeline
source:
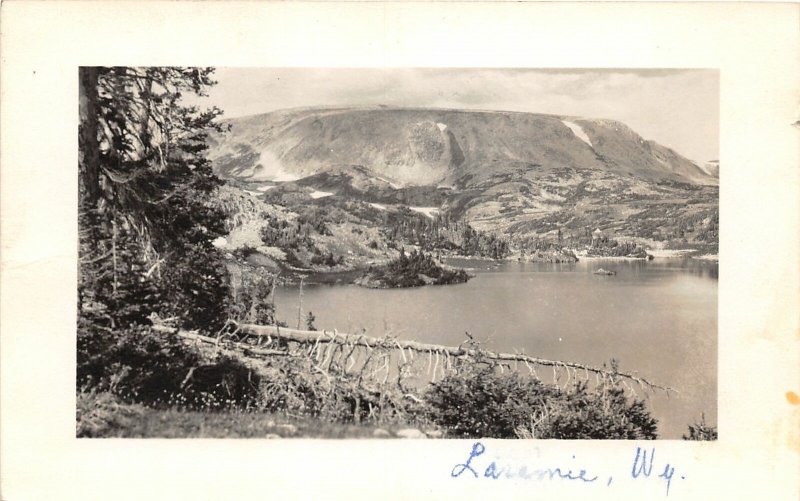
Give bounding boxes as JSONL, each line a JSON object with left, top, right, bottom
{"left": 303, "top": 196, "right": 512, "bottom": 259}
{"left": 622, "top": 205, "right": 718, "bottom": 247}
{"left": 260, "top": 192, "right": 513, "bottom": 262}
{"left": 258, "top": 207, "right": 347, "bottom": 268}
{"left": 523, "top": 228, "right": 648, "bottom": 258}
{"left": 383, "top": 211, "right": 511, "bottom": 259}
{"left": 586, "top": 237, "right": 650, "bottom": 258}
{"left": 513, "top": 234, "right": 579, "bottom": 263}
{"left": 676, "top": 210, "right": 719, "bottom": 243}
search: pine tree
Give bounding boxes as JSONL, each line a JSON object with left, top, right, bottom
{"left": 306, "top": 311, "right": 317, "bottom": 331}
{"left": 78, "top": 66, "right": 230, "bottom": 330}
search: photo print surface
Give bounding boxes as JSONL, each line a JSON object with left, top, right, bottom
{"left": 77, "top": 67, "right": 718, "bottom": 440}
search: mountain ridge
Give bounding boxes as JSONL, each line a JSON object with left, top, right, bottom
{"left": 208, "top": 106, "right": 718, "bottom": 251}
{"left": 207, "top": 106, "right": 717, "bottom": 188}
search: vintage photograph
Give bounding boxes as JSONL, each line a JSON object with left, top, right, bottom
{"left": 77, "top": 67, "right": 718, "bottom": 440}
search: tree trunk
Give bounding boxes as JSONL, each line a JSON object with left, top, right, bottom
{"left": 78, "top": 67, "right": 101, "bottom": 206}
{"left": 231, "top": 323, "right": 673, "bottom": 391}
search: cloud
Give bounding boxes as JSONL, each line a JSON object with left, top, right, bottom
{"left": 190, "top": 68, "right": 718, "bottom": 163}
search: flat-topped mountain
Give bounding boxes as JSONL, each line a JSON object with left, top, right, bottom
{"left": 207, "top": 106, "right": 717, "bottom": 188}
{"left": 208, "top": 107, "right": 718, "bottom": 251}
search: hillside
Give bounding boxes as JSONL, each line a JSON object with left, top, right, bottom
{"left": 208, "top": 106, "right": 716, "bottom": 188}
{"left": 207, "top": 107, "right": 718, "bottom": 255}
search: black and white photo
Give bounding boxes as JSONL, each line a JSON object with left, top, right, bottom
{"left": 77, "top": 67, "right": 718, "bottom": 440}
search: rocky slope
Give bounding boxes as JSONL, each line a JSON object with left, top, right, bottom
{"left": 207, "top": 107, "right": 718, "bottom": 251}
{"left": 208, "top": 107, "right": 716, "bottom": 187}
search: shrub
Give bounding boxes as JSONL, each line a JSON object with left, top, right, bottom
{"left": 311, "top": 251, "right": 343, "bottom": 267}
{"left": 683, "top": 414, "right": 718, "bottom": 440}
{"left": 306, "top": 311, "right": 317, "bottom": 331}
{"left": 424, "top": 363, "right": 559, "bottom": 438}
{"left": 229, "top": 272, "right": 282, "bottom": 325}
{"left": 232, "top": 245, "right": 259, "bottom": 260}
{"left": 424, "top": 363, "right": 658, "bottom": 439}
{"left": 253, "top": 348, "right": 422, "bottom": 425}
{"left": 533, "top": 381, "right": 658, "bottom": 439}
{"left": 77, "top": 324, "right": 261, "bottom": 410}
{"left": 181, "top": 354, "right": 262, "bottom": 410}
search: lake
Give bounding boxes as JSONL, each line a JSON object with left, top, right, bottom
{"left": 273, "top": 257, "right": 718, "bottom": 439}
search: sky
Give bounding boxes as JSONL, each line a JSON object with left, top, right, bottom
{"left": 190, "top": 68, "right": 719, "bottom": 164}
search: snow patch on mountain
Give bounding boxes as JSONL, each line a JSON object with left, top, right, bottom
{"left": 409, "top": 207, "right": 440, "bottom": 218}
{"left": 562, "top": 120, "right": 593, "bottom": 147}
{"left": 310, "top": 190, "right": 334, "bottom": 199}
{"left": 252, "top": 150, "right": 300, "bottom": 182}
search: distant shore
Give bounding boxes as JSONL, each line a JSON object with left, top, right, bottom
{"left": 646, "top": 248, "right": 719, "bottom": 262}
{"left": 693, "top": 254, "right": 719, "bottom": 262}
{"left": 646, "top": 249, "right": 697, "bottom": 258}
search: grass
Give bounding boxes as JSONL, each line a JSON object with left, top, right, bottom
{"left": 78, "top": 392, "right": 425, "bottom": 438}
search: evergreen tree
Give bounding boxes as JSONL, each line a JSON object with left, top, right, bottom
{"left": 78, "top": 66, "right": 230, "bottom": 330}
{"left": 306, "top": 311, "right": 317, "bottom": 331}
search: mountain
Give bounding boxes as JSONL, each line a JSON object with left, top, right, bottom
{"left": 702, "top": 160, "right": 720, "bottom": 177}
{"left": 207, "top": 107, "right": 718, "bottom": 252}
{"left": 207, "top": 106, "right": 717, "bottom": 188}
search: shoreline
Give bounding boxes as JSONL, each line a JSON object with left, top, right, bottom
{"left": 645, "top": 248, "right": 698, "bottom": 258}
{"left": 693, "top": 254, "right": 719, "bottom": 262}
{"left": 574, "top": 254, "right": 649, "bottom": 261}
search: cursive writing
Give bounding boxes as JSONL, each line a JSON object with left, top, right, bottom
{"left": 451, "top": 442, "right": 685, "bottom": 496}
{"left": 451, "top": 441, "right": 598, "bottom": 483}
{"left": 631, "top": 446, "right": 683, "bottom": 496}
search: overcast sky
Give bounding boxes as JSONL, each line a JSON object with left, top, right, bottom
{"left": 191, "top": 68, "right": 718, "bottom": 164}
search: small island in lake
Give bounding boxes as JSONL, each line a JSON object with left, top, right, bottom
{"left": 355, "top": 248, "right": 471, "bottom": 288}
{"left": 594, "top": 268, "right": 616, "bottom": 275}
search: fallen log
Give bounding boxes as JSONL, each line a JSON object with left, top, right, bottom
{"left": 151, "top": 324, "right": 289, "bottom": 357}
{"left": 150, "top": 323, "right": 671, "bottom": 392}
{"left": 236, "top": 324, "right": 674, "bottom": 393}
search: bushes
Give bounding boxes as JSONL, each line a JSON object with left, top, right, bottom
{"left": 77, "top": 324, "right": 261, "bottom": 410}
{"left": 424, "top": 364, "right": 560, "bottom": 438}
{"left": 254, "top": 353, "right": 420, "bottom": 425}
{"left": 535, "top": 382, "right": 658, "bottom": 439}
{"left": 310, "top": 251, "right": 344, "bottom": 267}
{"left": 78, "top": 321, "right": 663, "bottom": 439}
{"left": 683, "top": 414, "right": 718, "bottom": 440}
{"left": 181, "top": 354, "right": 262, "bottom": 410}
{"left": 424, "top": 363, "right": 658, "bottom": 439}
{"left": 229, "top": 272, "right": 282, "bottom": 325}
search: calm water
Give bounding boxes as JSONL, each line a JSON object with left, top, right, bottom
{"left": 274, "top": 258, "right": 718, "bottom": 439}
